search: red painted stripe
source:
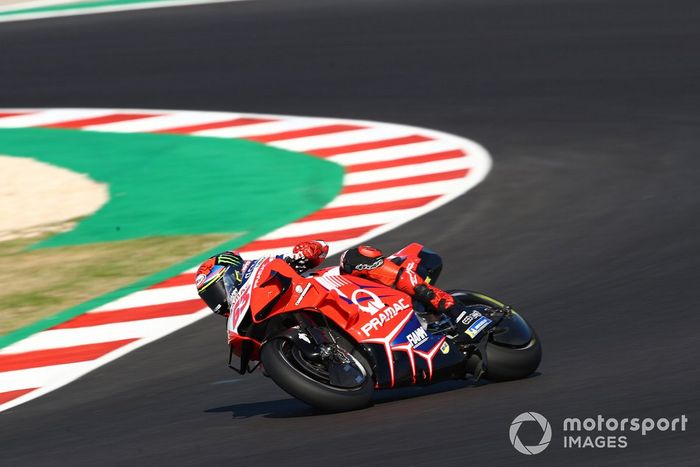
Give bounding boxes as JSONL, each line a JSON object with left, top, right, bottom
{"left": 0, "top": 112, "right": 28, "bottom": 119}
{"left": 299, "top": 196, "right": 440, "bottom": 222}
{"left": 306, "top": 135, "right": 432, "bottom": 157}
{"left": 239, "top": 225, "right": 382, "bottom": 252}
{"left": 0, "top": 339, "right": 138, "bottom": 372}
{"left": 154, "top": 117, "right": 275, "bottom": 134}
{"left": 148, "top": 273, "right": 193, "bottom": 289}
{"left": 342, "top": 169, "right": 469, "bottom": 194}
{"left": 345, "top": 149, "right": 466, "bottom": 173}
{"left": 244, "top": 124, "right": 365, "bottom": 143}
{"left": 0, "top": 388, "right": 37, "bottom": 405}
{"left": 52, "top": 299, "right": 204, "bottom": 329}
{"left": 41, "top": 113, "right": 158, "bottom": 129}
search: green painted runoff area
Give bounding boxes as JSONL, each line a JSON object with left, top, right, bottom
{"left": 0, "top": 0, "right": 180, "bottom": 15}
{"left": 0, "top": 128, "right": 343, "bottom": 249}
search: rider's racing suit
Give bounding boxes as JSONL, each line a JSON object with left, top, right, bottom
{"left": 288, "top": 240, "right": 456, "bottom": 313}
{"left": 199, "top": 240, "right": 457, "bottom": 319}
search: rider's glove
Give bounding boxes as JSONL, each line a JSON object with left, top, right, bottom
{"left": 289, "top": 240, "right": 329, "bottom": 273}
{"left": 414, "top": 283, "right": 455, "bottom": 312}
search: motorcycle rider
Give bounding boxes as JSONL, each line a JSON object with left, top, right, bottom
{"left": 195, "top": 240, "right": 468, "bottom": 335}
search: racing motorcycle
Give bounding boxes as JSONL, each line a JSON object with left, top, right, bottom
{"left": 225, "top": 243, "right": 541, "bottom": 412}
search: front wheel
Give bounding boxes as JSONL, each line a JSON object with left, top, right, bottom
{"left": 260, "top": 336, "right": 374, "bottom": 412}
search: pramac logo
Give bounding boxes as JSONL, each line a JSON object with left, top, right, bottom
{"left": 351, "top": 288, "right": 413, "bottom": 337}
{"left": 351, "top": 289, "right": 385, "bottom": 315}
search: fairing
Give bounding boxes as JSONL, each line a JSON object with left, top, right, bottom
{"left": 226, "top": 244, "right": 465, "bottom": 388}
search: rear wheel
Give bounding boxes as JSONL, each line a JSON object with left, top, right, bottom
{"left": 450, "top": 290, "right": 542, "bottom": 381}
{"left": 261, "top": 333, "right": 374, "bottom": 412}
{"left": 477, "top": 329, "right": 541, "bottom": 381}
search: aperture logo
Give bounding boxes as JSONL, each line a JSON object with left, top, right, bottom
{"left": 509, "top": 412, "right": 552, "bottom": 455}
{"left": 509, "top": 412, "right": 689, "bottom": 454}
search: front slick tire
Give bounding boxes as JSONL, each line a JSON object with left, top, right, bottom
{"left": 261, "top": 338, "right": 373, "bottom": 412}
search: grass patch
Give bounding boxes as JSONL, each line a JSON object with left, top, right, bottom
{"left": 0, "top": 234, "right": 234, "bottom": 336}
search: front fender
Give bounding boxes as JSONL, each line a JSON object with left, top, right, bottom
{"left": 265, "top": 326, "right": 320, "bottom": 360}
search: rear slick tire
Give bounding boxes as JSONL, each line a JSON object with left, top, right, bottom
{"left": 260, "top": 338, "right": 374, "bottom": 412}
{"left": 482, "top": 334, "right": 542, "bottom": 381}
{"left": 450, "top": 290, "right": 541, "bottom": 381}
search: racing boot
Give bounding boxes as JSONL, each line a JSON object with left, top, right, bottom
{"left": 414, "top": 284, "right": 493, "bottom": 343}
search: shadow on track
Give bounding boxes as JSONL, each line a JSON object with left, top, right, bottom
{"left": 205, "top": 397, "right": 317, "bottom": 419}
{"left": 204, "top": 376, "right": 541, "bottom": 419}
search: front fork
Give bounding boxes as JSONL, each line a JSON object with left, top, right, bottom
{"left": 283, "top": 312, "right": 369, "bottom": 388}
{"left": 280, "top": 312, "right": 356, "bottom": 369}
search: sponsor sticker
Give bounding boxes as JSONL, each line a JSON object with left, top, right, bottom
{"left": 360, "top": 298, "right": 410, "bottom": 336}
{"left": 405, "top": 262, "right": 419, "bottom": 286}
{"left": 351, "top": 288, "right": 385, "bottom": 315}
{"left": 243, "top": 259, "right": 257, "bottom": 281}
{"left": 465, "top": 316, "right": 492, "bottom": 338}
{"left": 406, "top": 327, "right": 429, "bottom": 347}
{"left": 229, "top": 279, "right": 253, "bottom": 327}
{"left": 355, "top": 258, "right": 384, "bottom": 270}
{"left": 294, "top": 283, "right": 312, "bottom": 306}
{"left": 457, "top": 310, "right": 483, "bottom": 327}
{"left": 440, "top": 341, "right": 450, "bottom": 354}
{"left": 195, "top": 273, "right": 206, "bottom": 288}
{"left": 228, "top": 288, "right": 240, "bottom": 306}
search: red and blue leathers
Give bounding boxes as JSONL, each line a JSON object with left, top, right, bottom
{"left": 196, "top": 240, "right": 455, "bottom": 316}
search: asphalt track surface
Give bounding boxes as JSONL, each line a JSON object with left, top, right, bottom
{"left": 1, "top": 0, "right": 699, "bottom": 465}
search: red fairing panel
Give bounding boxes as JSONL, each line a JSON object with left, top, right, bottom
{"left": 226, "top": 245, "right": 444, "bottom": 386}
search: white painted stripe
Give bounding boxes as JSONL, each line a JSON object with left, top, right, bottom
{"left": 82, "top": 111, "right": 241, "bottom": 133}
{"left": 326, "top": 140, "right": 459, "bottom": 166}
{"left": 155, "top": 271, "right": 193, "bottom": 282}
{"left": 0, "top": 310, "right": 211, "bottom": 412}
{"left": 0, "top": 109, "right": 113, "bottom": 128}
{"left": 0, "top": 362, "right": 95, "bottom": 393}
{"left": 0, "top": 107, "right": 493, "bottom": 414}
{"left": 90, "top": 284, "right": 197, "bottom": 312}
{"left": 326, "top": 178, "right": 467, "bottom": 208}
{"left": 320, "top": 266, "right": 341, "bottom": 276}
{"left": 314, "top": 275, "right": 352, "bottom": 292}
{"left": 193, "top": 118, "right": 332, "bottom": 138}
{"left": 0, "top": 0, "right": 91, "bottom": 13}
{"left": 0, "top": 0, "right": 254, "bottom": 24}
{"left": 257, "top": 208, "right": 422, "bottom": 241}
{"left": 0, "top": 313, "right": 206, "bottom": 354}
{"left": 343, "top": 157, "right": 471, "bottom": 186}
{"left": 267, "top": 127, "right": 410, "bottom": 152}
{"left": 0, "top": 0, "right": 81, "bottom": 14}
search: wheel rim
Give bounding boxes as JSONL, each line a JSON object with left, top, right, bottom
{"left": 289, "top": 344, "right": 331, "bottom": 383}
{"left": 279, "top": 339, "right": 367, "bottom": 390}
